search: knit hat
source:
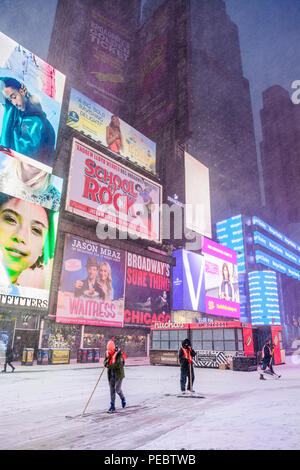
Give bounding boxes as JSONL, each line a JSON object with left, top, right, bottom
{"left": 107, "top": 340, "right": 116, "bottom": 353}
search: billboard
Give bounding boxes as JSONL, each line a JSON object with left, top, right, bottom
{"left": 184, "top": 152, "right": 211, "bottom": 238}
{"left": 248, "top": 271, "right": 281, "bottom": 326}
{"left": 216, "top": 215, "right": 246, "bottom": 273}
{"left": 0, "top": 32, "right": 65, "bottom": 170}
{"left": 0, "top": 151, "right": 62, "bottom": 310}
{"left": 172, "top": 249, "right": 206, "bottom": 313}
{"left": 255, "top": 249, "right": 300, "bottom": 281}
{"left": 252, "top": 216, "right": 300, "bottom": 253}
{"left": 66, "top": 139, "right": 162, "bottom": 242}
{"left": 56, "top": 234, "right": 126, "bottom": 327}
{"left": 124, "top": 252, "right": 171, "bottom": 326}
{"left": 202, "top": 237, "right": 240, "bottom": 318}
{"left": 253, "top": 231, "right": 300, "bottom": 268}
{"left": 67, "top": 88, "right": 156, "bottom": 174}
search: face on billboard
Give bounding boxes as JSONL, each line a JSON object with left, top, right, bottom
{"left": 0, "top": 32, "right": 65, "bottom": 169}
{"left": 66, "top": 139, "right": 162, "bottom": 242}
{"left": 0, "top": 192, "right": 59, "bottom": 308}
{"left": 56, "top": 234, "right": 126, "bottom": 327}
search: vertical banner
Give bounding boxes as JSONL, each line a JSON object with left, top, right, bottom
{"left": 124, "top": 253, "right": 171, "bottom": 326}
{"left": 56, "top": 234, "right": 126, "bottom": 327}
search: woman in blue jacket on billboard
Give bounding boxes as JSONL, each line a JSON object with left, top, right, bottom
{"left": 0, "top": 77, "right": 55, "bottom": 165}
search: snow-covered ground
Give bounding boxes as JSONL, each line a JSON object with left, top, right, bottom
{"left": 0, "top": 356, "right": 299, "bottom": 450}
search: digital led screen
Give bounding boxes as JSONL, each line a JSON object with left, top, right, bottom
{"left": 255, "top": 250, "right": 300, "bottom": 281}
{"left": 0, "top": 151, "right": 62, "bottom": 310}
{"left": 248, "top": 271, "right": 281, "bottom": 326}
{"left": 252, "top": 216, "right": 300, "bottom": 254}
{"left": 0, "top": 32, "right": 65, "bottom": 170}
{"left": 216, "top": 215, "right": 246, "bottom": 273}
{"left": 202, "top": 238, "right": 240, "bottom": 318}
{"left": 253, "top": 231, "right": 300, "bottom": 268}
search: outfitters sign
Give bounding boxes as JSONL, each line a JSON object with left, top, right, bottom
{"left": 124, "top": 253, "right": 171, "bottom": 326}
{"left": 56, "top": 234, "right": 126, "bottom": 327}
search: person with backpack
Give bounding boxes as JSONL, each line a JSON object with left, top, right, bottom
{"left": 104, "top": 340, "right": 127, "bottom": 413}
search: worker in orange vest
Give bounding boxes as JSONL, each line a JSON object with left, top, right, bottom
{"left": 179, "top": 338, "right": 196, "bottom": 394}
{"left": 104, "top": 340, "right": 127, "bottom": 412}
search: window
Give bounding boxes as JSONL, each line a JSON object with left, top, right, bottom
{"left": 203, "top": 341, "right": 213, "bottom": 350}
{"left": 193, "top": 340, "right": 203, "bottom": 350}
{"left": 192, "top": 330, "right": 203, "bottom": 341}
{"left": 213, "top": 329, "right": 223, "bottom": 340}
{"left": 214, "top": 341, "right": 224, "bottom": 351}
{"left": 224, "top": 329, "right": 235, "bottom": 340}
{"left": 203, "top": 329, "right": 213, "bottom": 340}
{"left": 225, "top": 341, "right": 236, "bottom": 351}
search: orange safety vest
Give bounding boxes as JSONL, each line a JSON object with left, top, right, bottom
{"left": 181, "top": 346, "right": 193, "bottom": 364}
{"left": 105, "top": 350, "right": 127, "bottom": 365}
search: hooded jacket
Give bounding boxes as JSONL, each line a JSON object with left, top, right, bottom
{"left": 178, "top": 339, "right": 196, "bottom": 372}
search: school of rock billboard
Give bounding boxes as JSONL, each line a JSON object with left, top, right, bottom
{"left": 67, "top": 88, "right": 156, "bottom": 174}
{"left": 56, "top": 234, "right": 126, "bottom": 327}
{"left": 0, "top": 148, "right": 62, "bottom": 310}
{"left": 0, "top": 32, "right": 65, "bottom": 170}
{"left": 66, "top": 139, "right": 162, "bottom": 242}
{"left": 124, "top": 252, "right": 171, "bottom": 327}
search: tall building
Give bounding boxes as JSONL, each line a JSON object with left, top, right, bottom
{"left": 260, "top": 85, "right": 300, "bottom": 240}
{"left": 136, "top": 0, "right": 260, "bottom": 241}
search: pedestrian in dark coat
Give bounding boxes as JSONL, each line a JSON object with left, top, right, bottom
{"left": 2, "top": 344, "right": 15, "bottom": 372}
{"left": 259, "top": 339, "right": 281, "bottom": 379}
{"left": 104, "top": 340, "right": 127, "bottom": 412}
{"left": 179, "top": 338, "right": 196, "bottom": 393}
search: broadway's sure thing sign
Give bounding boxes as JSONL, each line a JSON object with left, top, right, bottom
{"left": 56, "top": 234, "right": 126, "bottom": 327}
{"left": 66, "top": 139, "right": 162, "bottom": 242}
{"left": 124, "top": 252, "right": 171, "bottom": 326}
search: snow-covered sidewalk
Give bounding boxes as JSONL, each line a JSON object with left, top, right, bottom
{"left": 0, "top": 356, "right": 299, "bottom": 450}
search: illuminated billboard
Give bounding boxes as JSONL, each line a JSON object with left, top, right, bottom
{"left": 255, "top": 250, "right": 300, "bottom": 281}
{"left": 67, "top": 88, "right": 156, "bottom": 174}
{"left": 248, "top": 271, "right": 281, "bottom": 325}
{"left": 252, "top": 216, "right": 300, "bottom": 253}
{"left": 124, "top": 252, "right": 171, "bottom": 326}
{"left": 253, "top": 231, "right": 300, "bottom": 268}
{"left": 184, "top": 152, "right": 211, "bottom": 238}
{"left": 201, "top": 238, "right": 240, "bottom": 319}
{"left": 0, "top": 151, "right": 62, "bottom": 310}
{"left": 66, "top": 139, "right": 162, "bottom": 242}
{"left": 0, "top": 32, "right": 65, "bottom": 170}
{"left": 56, "top": 234, "right": 126, "bottom": 327}
{"left": 173, "top": 240, "right": 240, "bottom": 319}
{"left": 216, "top": 215, "right": 246, "bottom": 273}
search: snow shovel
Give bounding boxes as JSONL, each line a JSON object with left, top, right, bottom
{"left": 81, "top": 365, "right": 106, "bottom": 416}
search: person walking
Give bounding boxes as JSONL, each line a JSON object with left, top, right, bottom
{"left": 259, "top": 339, "right": 281, "bottom": 379}
{"left": 179, "top": 338, "right": 196, "bottom": 394}
{"left": 104, "top": 340, "right": 127, "bottom": 413}
{"left": 2, "top": 343, "right": 15, "bottom": 373}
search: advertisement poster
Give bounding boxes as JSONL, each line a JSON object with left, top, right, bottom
{"left": 56, "top": 234, "right": 126, "bottom": 327}
{"left": 66, "top": 139, "right": 161, "bottom": 242}
{"left": 0, "top": 32, "right": 65, "bottom": 169}
{"left": 172, "top": 249, "right": 206, "bottom": 313}
{"left": 67, "top": 88, "right": 156, "bottom": 174}
{"left": 0, "top": 150, "right": 62, "bottom": 310}
{"left": 202, "top": 237, "right": 240, "bottom": 319}
{"left": 124, "top": 252, "right": 171, "bottom": 326}
{"left": 184, "top": 152, "right": 211, "bottom": 238}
